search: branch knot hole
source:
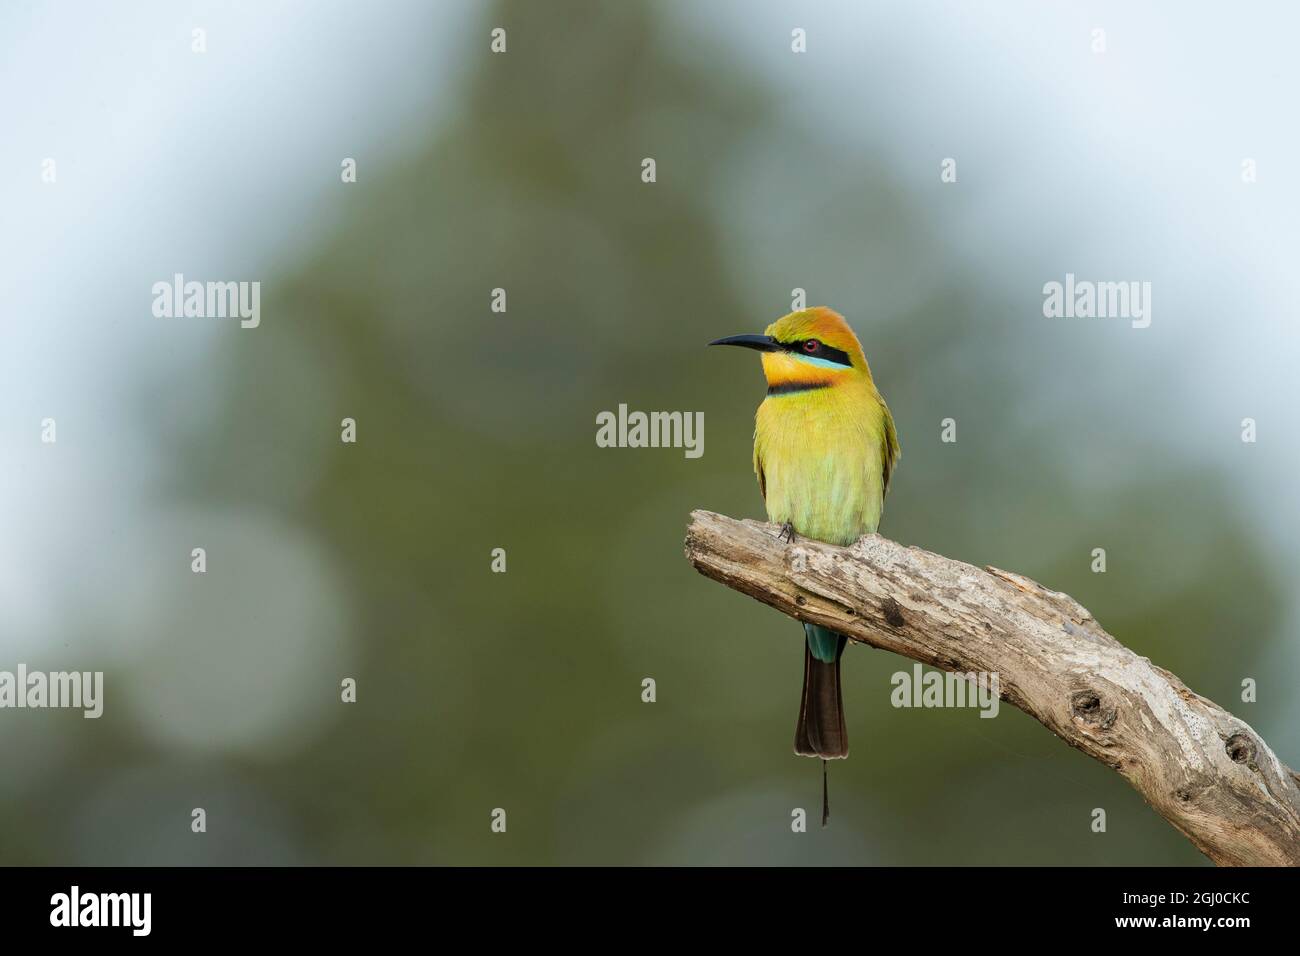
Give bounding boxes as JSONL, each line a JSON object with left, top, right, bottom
{"left": 1225, "top": 732, "right": 1257, "bottom": 768}
{"left": 1069, "top": 687, "right": 1117, "bottom": 730}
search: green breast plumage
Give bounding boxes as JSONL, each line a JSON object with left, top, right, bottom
{"left": 753, "top": 386, "right": 888, "bottom": 546}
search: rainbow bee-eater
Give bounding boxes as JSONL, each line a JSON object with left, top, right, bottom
{"left": 711, "top": 307, "right": 899, "bottom": 822}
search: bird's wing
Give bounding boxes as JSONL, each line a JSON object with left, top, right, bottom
{"left": 880, "top": 397, "right": 901, "bottom": 495}
{"left": 754, "top": 443, "right": 767, "bottom": 502}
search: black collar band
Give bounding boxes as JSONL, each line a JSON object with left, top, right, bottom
{"left": 767, "top": 381, "right": 831, "bottom": 396}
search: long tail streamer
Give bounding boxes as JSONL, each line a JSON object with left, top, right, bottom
{"left": 821, "top": 759, "right": 830, "bottom": 827}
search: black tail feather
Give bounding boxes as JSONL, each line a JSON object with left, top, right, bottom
{"left": 794, "top": 636, "right": 848, "bottom": 760}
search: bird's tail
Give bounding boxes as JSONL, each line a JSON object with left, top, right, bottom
{"left": 794, "top": 624, "right": 848, "bottom": 760}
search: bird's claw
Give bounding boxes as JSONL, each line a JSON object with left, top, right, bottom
{"left": 778, "top": 521, "right": 796, "bottom": 544}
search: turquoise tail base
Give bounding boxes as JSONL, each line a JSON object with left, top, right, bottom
{"left": 804, "top": 622, "right": 842, "bottom": 663}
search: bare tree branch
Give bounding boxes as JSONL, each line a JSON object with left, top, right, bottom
{"left": 684, "top": 509, "right": 1300, "bottom": 866}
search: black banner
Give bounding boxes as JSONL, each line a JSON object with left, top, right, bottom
{"left": 0, "top": 866, "right": 1287, "bottom": 941}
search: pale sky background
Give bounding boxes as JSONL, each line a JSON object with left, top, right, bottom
{"left": 2, "top": 0, "right": 1297, "bottom": 766}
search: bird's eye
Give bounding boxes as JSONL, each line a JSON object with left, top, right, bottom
{"left": 802, "top": 339, "right": 820, "bottom": 353}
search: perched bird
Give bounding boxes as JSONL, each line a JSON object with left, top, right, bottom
{"left": 710, "top": 307, "right": 900, "bottom": 823}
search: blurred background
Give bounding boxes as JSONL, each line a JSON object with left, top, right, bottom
{"left": 2, "top": 0, "right": 1297, "bottom": 865}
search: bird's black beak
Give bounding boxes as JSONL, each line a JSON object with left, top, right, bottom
{"left": 708, "top": 334, "right": 780, "bottom": 352}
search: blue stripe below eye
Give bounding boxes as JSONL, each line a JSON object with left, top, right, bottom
{"left": 794, "top": 354, "right": 850, "bottom": 370}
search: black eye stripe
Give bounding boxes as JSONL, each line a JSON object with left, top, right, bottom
{"left": 782, "top": 339, "right": 852, "bottom": 367}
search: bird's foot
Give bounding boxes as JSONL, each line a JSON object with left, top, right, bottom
{"left": 778, "top": 521, "right": 796, "bottom": 544}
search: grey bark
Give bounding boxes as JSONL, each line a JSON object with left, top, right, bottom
{"left": 684, "top": 509, "right": 1300, "bottom": 866}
